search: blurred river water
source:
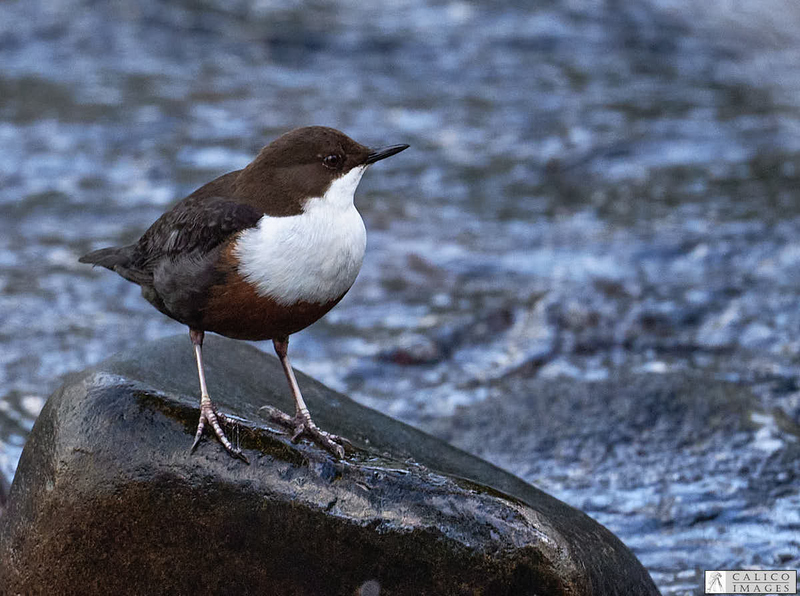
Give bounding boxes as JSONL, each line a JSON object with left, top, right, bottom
{"left": 2, "top": 0, "right": 800, "bottom": 593}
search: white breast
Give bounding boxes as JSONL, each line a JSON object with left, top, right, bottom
{"left": 234, "top": 166, "right": 368, "bottom": 306}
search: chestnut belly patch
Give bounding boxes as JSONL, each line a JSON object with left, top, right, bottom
{"left": 201, "top": 248, "right": 343, "bottom": 340}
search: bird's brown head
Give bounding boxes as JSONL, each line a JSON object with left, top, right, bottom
{"left": 233, "top": 126, "right": 408, "bottom": 216}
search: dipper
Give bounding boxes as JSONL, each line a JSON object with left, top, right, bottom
{"left": 80, "top": 126, "right": 408, "bottom": 461}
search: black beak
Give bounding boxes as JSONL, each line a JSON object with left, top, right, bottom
{"left": 365, "top": 144, "right": 409, "bottom": 164}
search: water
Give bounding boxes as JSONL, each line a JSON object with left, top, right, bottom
{"left": 2, "top": 0, "right": 800, "bottom": 593}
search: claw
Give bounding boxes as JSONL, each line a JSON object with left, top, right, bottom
{"left": 260, "top": 405, "right": 347, "bottom": 459}
{"left": 192, "top": 399, "right": 249, "bottom": 464}
{"left": 190, "top": 418, "right": 205, "bottom": 453}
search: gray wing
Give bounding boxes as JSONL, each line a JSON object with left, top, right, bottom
{"left": 132, "top": 196, "right": 263, "bottom": 325}
{"left": 133, "top": 195, "right": 263, "bottom": 274}
{"left": 80, "top": 195, "right": 263, "bottom": 286}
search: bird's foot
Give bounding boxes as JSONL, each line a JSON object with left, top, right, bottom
{"left": 260, "top": 405, "right": 348, "bottom": 459}
{"left": 191, "top": 399, "right": 249, "bottom": 463}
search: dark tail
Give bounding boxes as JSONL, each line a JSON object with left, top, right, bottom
{"left": 78, "top": 246, "right": 133, "bottom": 270}
{"left": 79, "top": 245, "right": 150, "bottom": 285}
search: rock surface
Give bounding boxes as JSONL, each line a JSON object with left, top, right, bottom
{"left": 0, "top": 335, "right": 659, "bottom": 595}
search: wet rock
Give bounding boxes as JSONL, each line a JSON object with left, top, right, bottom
{"left": 0, "top": 335, "right": 658, "bottom": 596}
{"left": 377, "top": 305, "right": 519, "bottom": 366}
{"left": 377, "top": 332, "right": 443, "bottom": 365}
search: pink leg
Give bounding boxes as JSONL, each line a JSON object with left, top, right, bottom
{"left": 261, "top": 337, "right": 348, "bottom": 458}
{"left": 189, "top": 329, "right": 248, "bottom": 463}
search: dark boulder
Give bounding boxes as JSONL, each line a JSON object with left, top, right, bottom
{"left": 0, "top": 335, "right": 659, "bottom": 595}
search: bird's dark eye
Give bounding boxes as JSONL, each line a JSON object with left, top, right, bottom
{"left": 322, "top": 154, "right": 342, "bottom": 169}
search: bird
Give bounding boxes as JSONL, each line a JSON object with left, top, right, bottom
{"left": 79, "top": 126, "right": 408, "bottom": 461}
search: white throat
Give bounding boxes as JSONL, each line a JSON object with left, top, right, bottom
{"left": 319, "top": 165, "right": 367, "bottom": 210}
{"left": 235, "top": 166, "right": 368, "bottom": 306}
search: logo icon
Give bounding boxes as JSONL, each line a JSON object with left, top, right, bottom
{"left": 705, "top": 571, "right": 725, "bottom": 593}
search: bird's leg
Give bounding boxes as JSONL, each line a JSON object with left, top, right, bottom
{"left": 189, "top": 329, "right": 248, "bottom": 463}
{"left": 261, "top": 337, "right": 347, "bottom": 458}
